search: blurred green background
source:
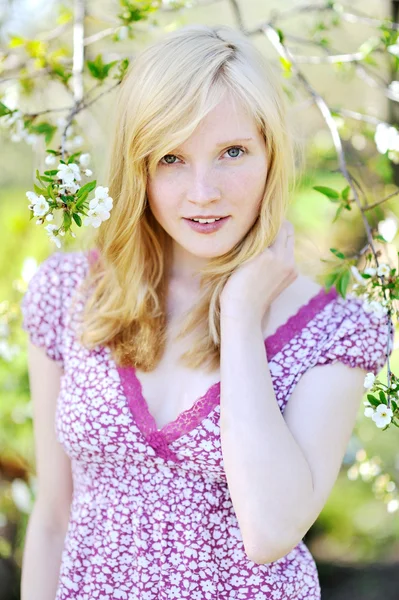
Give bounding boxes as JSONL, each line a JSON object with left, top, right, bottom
{"left": 1, "top": 0, "right": 399, "bottom": 598}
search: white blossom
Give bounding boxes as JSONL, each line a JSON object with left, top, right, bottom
{"left": 389, "top": 80, "right": 399, "bottom": 100}
{"left": 26, "top": 191, "right": 49, "bottom": 217}
{"left": 59, "top": 181, "right": 80, "bottom": 194}
{"left": 83, "top": 208, "right": 105, "bottom": 228}
{"left": 84, "top": 169, "right": 93, "bottom": 177}
{"left": 56, "top": 162, "right": 81, "bottom": 184}
{"left": 79, "top": 153, "right": 91, "bottom": 167}
{"left": 364, "top": 406, "right": 375, "bottom": 418}
{"left": 364, "top": 266, "right": 377, "bottom": 277}
{"left": 388, "top": 44, "right": 399, "bottom": 57}
{"left": 351, "top": 265, "right": 366, "bottom": 285}
{"left": 363, "top": 300, "right": 388, "bottom": 317}
{"left": 46, "top": 213, "right": 54, "bottom": 221}
{"left": 371, "top": 404, "right": 393, "bottom": 428}
{"left": 44, "top": 224, "right": 62, "bottom": 248}
{"left": 374, "top": 123, "right": 399, "bottom": 154}
{"left": 11, "top": 479, "right": 32, "bottom": 513}
{"left": 118, "top": 26, "right": 129, "bottom": 40}
{"left": 45, "top": 154, "right": 57, "bottom": 166}
{"left": 377, "top": 263, "right": 391, "bottom": 278}
{"left": 364, "top": 372, "right": 376, "bottom": 389}
{"left": 378, "top": 217, "right": 398, "bottom": 242}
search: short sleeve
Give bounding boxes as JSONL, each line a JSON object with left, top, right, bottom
{"left": 21, "top": 252, "right": 64, "bottom": 366}
{"left": 314, "top": 297, "right": 395, "bottom": 376}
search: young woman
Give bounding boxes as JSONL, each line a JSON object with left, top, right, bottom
{"left": 20, "top": 24, "right": 393, "bottom": 600}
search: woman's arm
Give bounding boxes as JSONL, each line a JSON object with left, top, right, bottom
{"left": 20, "top": 341, "right": 73, "bottom": 600}
{"left": 219, "top": 309, "right": 366, "bottom": 565}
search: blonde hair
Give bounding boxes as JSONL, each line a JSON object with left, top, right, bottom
{"left": 76, "top": 24, "right": 298, "bottom": 372}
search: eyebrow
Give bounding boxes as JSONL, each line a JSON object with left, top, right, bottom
{"left": 215, "top": 137, "right": 254, "bottom": 147}
{"left": 172, "top": 137, "right": 255, "bottom": 153}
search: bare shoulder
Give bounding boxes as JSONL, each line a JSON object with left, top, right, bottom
{"left": 262, "top": 272, "right": 324, "bottom": 337}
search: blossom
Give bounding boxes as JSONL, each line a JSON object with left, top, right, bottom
{"left": 351, "top": 265, "right": 366, "bottom": 285}
{"left": 388, "top": 44, "right": 399, "bottom": 57}
{"left": 371, "top": 404, "right": 393, "bottom": 428}
{"left": 45, "top": 154, "right": 57, "bottom": 166}
{"left": 84, "top": 169, "right": 93, "bottom": 177}
{"left": 44, "top": 224, "right": 61, "bottom": 248}
{"left": 364, "top": 372, "right": 376, "bottom": 389}
{"left": 364, "top": 406, "right": 375, "bottom": 418}
{"left": 26, "top": 191, "right": 49, "bottom": 217}
{"left": 377, "top": 263, "right": 391, "bottom": 278}
{"left": 363, "top": 300, "right": 388, "bottom": 318}
{"left": 56, "top": 162, "right": 81, "bottom": 184}
{"left": 83, "top": 207, "right": 109, "bottom": 228}
{"left": 364, "top": 266, "right": 376, "bottom": 277}
{"left": 378, "top": 217, "right": 398, "bottom": 242}
{"left": 88, "top": 186, "right": 113, "bottom": 217}
{"left": 59, "top": 181, "right": 80, "bottom": 194}
{"left": 79, "top": 153, "right": 91, "bottom": 167}
{"left": 374, "top": 123, "right": 399, "bottom": 154}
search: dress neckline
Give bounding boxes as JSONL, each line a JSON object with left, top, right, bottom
{"left": 115, "top": 284, "right": 339, "bottom": 462}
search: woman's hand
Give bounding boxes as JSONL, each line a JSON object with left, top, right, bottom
{"left": 220, "top": 220, "right": 298, "bottom": 322}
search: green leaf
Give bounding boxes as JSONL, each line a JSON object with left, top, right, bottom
{"left": 44, "top": 169, "right": 58, "bottom": 176}
{"left": 277, "top": 28, "right": 285, "bottom": 44}
{"left": 76, "top": 180, "right": 96, "bottom": 198}
{"left": 75, "top": 194, "right": 88, "bottom": 210}
{"left": 336, "top": 269, "right": 350, "bottom": 298}
{"left": 33, "top": 184, "right": 48, "bottom": 196}
{"left": 341, "top": 185, "right": 351, "bottom": 200}
{"left": 367, "top": 394, "right": 380, "bottom": 407}
{"left": 28, "top": 121, "right": 57, "bottom": 145}
{"left": 0, "top": 102, "right": 13, "bottom": 117}
{"left": 379, "top": 390, "right": 388, "bottom": 405}
{"left": 330, "top": 248, "right": 346, "bottom": 260}
{"left": 72, "top": 213, "right": 82, "bottom": 227}
{"left": 324, "top": 271, "right": 339, "bottom": 290}
{"left": 68, "top": 152, "right": 81, "bottom": 164}
{"left": 313, "top": 185, "right": 340, "bottom": 199}
{"left": 87, "top": 54, "right": 118, "bottom": 81}
{"left": 47, "top": 184, "right": 56, "bottom": 200}
{"left": 63, "top": 211, "right": 72, "bottom": 229}
{"left": 332, "top": 204, "right": 344, "bottom": 223}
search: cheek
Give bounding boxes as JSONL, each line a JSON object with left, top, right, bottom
{"left": 147, "top": 176, "right": 174, "bottom": 216}
{"left": 226, "top": 161, "right": 267, "bottom": 206}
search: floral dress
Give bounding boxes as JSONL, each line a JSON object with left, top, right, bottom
{"left": 21, "top": 250, "right": 393, "bottom": 600}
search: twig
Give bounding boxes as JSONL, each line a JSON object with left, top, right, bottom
{"left": 61, "top": 0, "right": 86, "bottom": 161}
{"left": 363, "top": 189, "right": 399, "bottom": 211}
{"left": 228, "top": 0, "right": 245, "bottom": 32}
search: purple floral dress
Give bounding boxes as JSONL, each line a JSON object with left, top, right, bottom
{"left": 21, "top": 250, "right": 393, "bottom": 600}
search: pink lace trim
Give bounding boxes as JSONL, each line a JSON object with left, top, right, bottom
{"left": 117, "top": 285, "right": 339, "bottom": 462}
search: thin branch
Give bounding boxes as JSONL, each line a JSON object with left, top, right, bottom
{"left": 72, "top": 0, "right": 85, "bottom": 104}
{"left": 228, "top": 0, "right": 245, "bottom": 32}
{"left": 363, "top": 189, "right": 399, "bottom": 211}
{"left": 84, "top": 26, "right": 120, "bottom": 46}
{"left": 293, "top": 50, "right": 369, "bottom": 64}
{"left": 332, "top": 108, "right": 387, "bottom": 127}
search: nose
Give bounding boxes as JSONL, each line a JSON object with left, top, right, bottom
{"left": 185, "top": 165, "right": 222, "bottom": 205}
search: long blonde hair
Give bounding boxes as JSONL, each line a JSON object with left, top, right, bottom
{"left": 76, "top": 24, "right": 297, "bottom": 373}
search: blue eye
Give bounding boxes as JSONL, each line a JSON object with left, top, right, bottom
{"left": 226, "top": 146, "right": 245, "bottom": 158}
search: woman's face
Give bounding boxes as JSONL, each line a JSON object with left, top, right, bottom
{"left": 146, "top": 93, "right": 268, "bottom": 280}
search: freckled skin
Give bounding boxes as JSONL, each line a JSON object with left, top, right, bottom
{"left": 146, "top": 94, "right": 268, "bottom": 283}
